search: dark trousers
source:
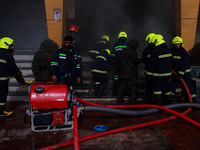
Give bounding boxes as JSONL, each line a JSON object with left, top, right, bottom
{"left": 112, "top": 78, "right": 119, "bottom": 96}
{"left": 64, "top": 73, "right": 74, "bottom": 91}
{"left": 93, "top": 73, "right": 108, "bottom": 97}
{"left": 117, "top": 78, "right": 137, "bottom": 103}
{"left": 0, "top": 86, "right": 8, "bottom": 114}
{"left": 112, "top": 59, "right": 120, "bottom": 96}
{"left": 152, "top": 76, "right": 171, "bottom": 105}
{"left": 171, "top": 73, "right": 196, "bottom": 102}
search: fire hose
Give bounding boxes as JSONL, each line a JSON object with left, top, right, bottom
{"left": 39, "top": 71, "right": 199, "bottom": 150}
{"left": 73, "top": 105, "right": 79, "bottom": 150}
{"left": 39, "top": 102, "right": 199, "bottom": 150}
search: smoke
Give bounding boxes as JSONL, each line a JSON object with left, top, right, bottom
{"left": 75, "top": 0, "right": 174, "bottom": 55}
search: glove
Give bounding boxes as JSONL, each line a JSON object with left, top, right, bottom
{"left": 15, "top": 71, "right": 33, "bottom": 87}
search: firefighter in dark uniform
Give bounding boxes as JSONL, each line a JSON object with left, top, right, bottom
{"left": 88, "top": 35, "right": 110, "bottom": 59}
{"left": 112, "top": 32, "right": 128, "bottom": 96}
{"left": 0, "top": 37, "right": 33, "bottom": 116}
{"left": 51, "top": 36, "right": 81, "bottom": 91}
{"left": 117, "top": 39, "right": 141, "bottom": 103}
{"left": 91, "top": 49, "right": 112, "bottom": 97}
{"left": 146, "top": 34, "right": 173, "bottom": 105}
{"left": 171, "top": 36, "right": 197, "bottom": 103}
{"left": 141, "top": 33, "right": 156, "bottom": 104}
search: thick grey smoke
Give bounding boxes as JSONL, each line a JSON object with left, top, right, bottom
{"left": 75, "top": 0, "right": 174, "bottom": 55}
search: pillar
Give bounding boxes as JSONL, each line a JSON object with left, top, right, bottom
{"left": 44, "top": 0, "right": 67, "bottom": 48}
{"left": 175, "top": 0, "right": 199, "bottom": 50}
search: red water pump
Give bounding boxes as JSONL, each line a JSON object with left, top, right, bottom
{"left": 26, "top": 83, "right": 81, "bottom": 132}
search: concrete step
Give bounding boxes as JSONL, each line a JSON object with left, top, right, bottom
{"left": 14, "top": 55, "right": 34, "bottom": 61}
{"left": 16, "top": 62, "right": 32, "bottom": 68}
{"left": 7, "top": 52, "right": 147, "bottom": 102}
{"left": 9, "top": 77, "right": 34, "bottom": 84}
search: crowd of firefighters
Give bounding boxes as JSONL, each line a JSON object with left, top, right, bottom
{"left": 88, "top": 28, "right": 197, "bottom": 105}
{"left": 0, "top": 24, "right": 198, "bottom": 116}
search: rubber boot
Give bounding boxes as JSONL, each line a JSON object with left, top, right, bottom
{"left": 0, "top": 111, "right": 13, "bottom": 117}
{"left": 0, "top": 105, "right": 12, "bottom": 116}
{"left": 155, "top": 95, "right": 162, "bottom": 105}
{"left": 15, "top": 72, "right": 33, "bottom": 87}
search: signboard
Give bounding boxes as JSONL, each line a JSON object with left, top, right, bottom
{"left": 53, "top": 8, "right": 61, "bottom": 21}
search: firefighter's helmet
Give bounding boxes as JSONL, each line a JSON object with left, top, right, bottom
{"left": 69, "top": 25, "right": 79, "bottom": 32}
{"left": 145, "top": 33, "right": 156, "bottom": 44}
{"left": 150, "top": 34, "right": 165, "bottom": 46}
{"left": 118, "top": 31, "right": 127, "bottom": 39}
{"left": 105, "top": 49, "right": 111, "bottom": 55}
{"left": 172, "top": 36, "right": 183, "bottom": 46}
{"left": 0, "top": 37, "right": 14, "bottom": 49}
{"left": 102, "top": 35, "right": 109, "bottom": 42}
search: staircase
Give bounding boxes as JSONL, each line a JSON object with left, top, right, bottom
{"left": 8, "top": 51, "right": 146, "bottom": 102}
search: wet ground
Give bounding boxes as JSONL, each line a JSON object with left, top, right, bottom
{"left": 0, "top": 101, "right": 200, "bottom": 150}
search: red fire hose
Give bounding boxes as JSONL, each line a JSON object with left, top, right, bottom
{"left": 39, "top": 71, "right": 195, "bottom": 150}
{"left": 73, "top": 105, "right": 79, "bottom": 150}
{"left": 39, "top": 103, "right": 197, "bottom": 150}
{"left": 172, "top": 70, "right": 192, "bottom": 101}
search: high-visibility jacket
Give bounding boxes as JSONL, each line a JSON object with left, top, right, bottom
{"left": 171, "top": 46, "right": 196, "bottom": 100}
{"left": 0, "top": 48, "right": 20, "bottom": 87}
{"left": 146, "top": 43, "right": 173, "bottom": 77}
{"left": 50, "top": 46, "right": 81, "bottom": 82}
{"left": 91, "top": 49, "right": 112, "bottom": 75}
{"left": 141, "top": 45, "right": 155, "bottom": 74}
{"left": 89, "top": 38, "right": 110, "bottom": 59}
{"left": 171, "top": 47, "right": 191, "bottom": 77}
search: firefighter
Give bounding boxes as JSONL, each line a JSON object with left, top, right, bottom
{"left": 146, "top": 34, "right": 173, "bottom": 105}
{"left": 141, "top": 33, "right": 156, "bottom": 104}
{"left": 91, "top": 49, "right": 112, "bottom": 97}
{"left": 171, "top": 36, "right": 197, "bottom": 103}
{"left": 51, "top": 36, "right": 81, "bottom": 91}
{"left": 112, "top": 31, "right": 128, "bottom": 96}
{"left": 117, "top": 39, "right": 141, "bottom": 103}
{"left": 0, "top": 37, "right": 33, "bottom": 116}
{"left": 88, "top": 35, "right": 110, "bottom": 59}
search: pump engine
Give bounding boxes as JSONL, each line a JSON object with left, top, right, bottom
{"left": 26, "top": 83, "right": 81, "bottom": 132}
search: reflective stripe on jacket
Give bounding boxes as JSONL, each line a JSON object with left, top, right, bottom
{"left": 146, "top": 43, "right": 173, "bottom": 77}
{"left": 91, "top": 49, "right": 112, "bottom": 74}
{"left": 88, "top": 38, "right": 110, "bottom": 59}
{"left": 171, "top": 47, "right": 191, "bottom": 77}
{"left": 0, "top": 48, "right": 20, "bottom": 87}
